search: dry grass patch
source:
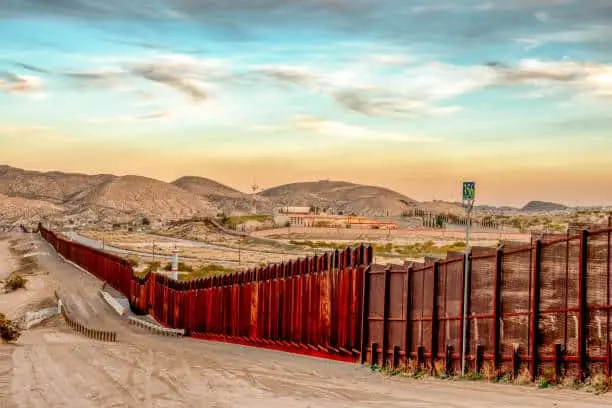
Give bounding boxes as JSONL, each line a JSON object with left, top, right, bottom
{"left": 4, "top": 274, "right": 27, "bottom": 292}
{"left": 0, "top": 313, "right": 21, "bottom": 343}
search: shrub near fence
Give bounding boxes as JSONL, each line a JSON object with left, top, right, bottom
{"left": 40, "top": 224, "right": 372, "bottom": 362}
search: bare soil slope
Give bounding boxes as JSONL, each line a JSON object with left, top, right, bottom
{"left": 79, "top": 175, "right": 219, "bottom": 221}
{"left": 261, "top": 180, "right": 417, "bottom": 216}
{"left": 417, "top": 200, "right": 466, "bottom": 216}
{"left": 172, "top": 176, "right": 273, "bottom": 214}
{"left": 0, "top": 165, "right": 113, "bottom": 204}
{"left": 0, "top": 193, "right": 63, "bottom": 225}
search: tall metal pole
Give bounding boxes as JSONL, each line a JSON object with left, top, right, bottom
{"left": 461, "top": 182, "right": 475, "bottom": 375}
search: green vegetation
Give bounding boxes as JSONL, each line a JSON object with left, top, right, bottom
{"left": 289, "top": 240, "right": 468, "bottom": 258}
{"left": 290, "top": 240, "right": 346, "bottom": 250}
{"left": 0, "top": 313, "right": 20, "bottom": 342}
{"left": 178, "top": 263, "right": 237, "bottom": 280}
{"left": 134, "top": 261, "right": 161, "bottom": 277}
{"left": 218, "top": 213, "right": 272, "bottom": 229}
{"left": 126, "top": 257, "right": 139, "bottom": 268}
{"left": 4, "top": 274, "right": 27, "bottom": 291}
{"left": 368, "top": 359, "right": 609, "bottom": 394}
{"left": 133, "top": 261, "right": 235, "bottom": 280}
{"left": 163, "top": 261, "right": 193, "bottom": 272}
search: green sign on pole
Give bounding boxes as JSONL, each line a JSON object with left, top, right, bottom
{"left": 462, "top": 182, "right": 475, "bottom": 201}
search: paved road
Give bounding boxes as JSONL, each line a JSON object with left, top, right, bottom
{"left": 2, "top": 233, "right": 612, "bottom": 408}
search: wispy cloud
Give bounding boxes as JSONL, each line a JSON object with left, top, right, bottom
{"left": 251, "top": 116, "right": 444, "bottom": 143}
{"left": 487, "top": 59, "right": 612, "bottom": 98}
{"left": 0, "top": 72, "right": 44, "bottom": 96}
{"left": 252, "top": 61, "right": 491, "bottom": 118}
{"left": 291, "top": 116, "right": 443, "bottom": 142}
{"left": 86, "top": 110, "right": 170, "bottom": 124}
{"left": 18, "top": 54, "right": 228, "bottom": 104}
{"left": 514, "top": 24, "right": 612, "bottom": 50}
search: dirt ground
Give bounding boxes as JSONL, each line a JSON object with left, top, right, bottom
{"left": 78, "top": 226, "right": 528, "bottom": 272}
{"left": 79, "top": 230, "right": 311, "bottom": 268}
{"left": 2, "top": 232, "right": 612, "bottom": 407}
{"left": 252, "top": 226, "right": 531, "bottom": 244}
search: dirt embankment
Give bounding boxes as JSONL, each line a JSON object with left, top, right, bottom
{"left": 0, "top": 234, "right": 57, "bottom": 321}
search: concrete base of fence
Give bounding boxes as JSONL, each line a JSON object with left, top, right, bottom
{"left": 24, "top": 307, "right": 59, "bottom": 329}
{"left": 99, "top": 289, "right": 127, "bottom": 316}
{"left": 127, "top": 316, "right": 184, "bottom": 337}
{"left": 55, "top": 294, "right": 118, "bottom": 342}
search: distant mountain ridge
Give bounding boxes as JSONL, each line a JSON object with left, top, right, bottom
{"left": 521, "top": 201, "right": 568, "bottom": 213}
{"left": 172, "top": 176, "right": 274, "bottom": 214}
{"left": 260, "top": 180, "right": 417, "bottom": 217}
{"left": 0, "top": 164, "right": 582, "bottom": 227}
{"left": 0, "top": 166, "right": 218, "bottom": 225}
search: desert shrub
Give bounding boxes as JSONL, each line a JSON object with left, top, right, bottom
{"left": 0, "top": 313, "right": 21, "bottom": 342}
{"left": 163, "top": 262, "right": 193, "bottom": 272}
{"left": 197, "top": 264, "right": 234, "bottom": 275}
{"left": 144, "top": 261, "right": 161, "bottom": 273}
{"left": 585, "top": 374, "right": 610, "bottom": 394}
{"left": 142, "top": 217, "right": 151, "bottom": 226}
{"left": 126, "top": 257, "right": 139, "bottom": 268}
{"left": 4, "top": 274, "right": 27, "bottom": 291}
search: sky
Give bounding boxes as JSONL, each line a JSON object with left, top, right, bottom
{"left": 1, "top": 0, "right": 612, "bottom": 207}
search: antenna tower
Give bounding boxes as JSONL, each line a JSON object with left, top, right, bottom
{"left": 251, "top": 179, "right": 260, "bottom": 214}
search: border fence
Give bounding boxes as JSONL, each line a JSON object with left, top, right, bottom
{"left": 39, "top": 222, "right": 612, "bottom": 381}
{"left": 40, "top": 224, "right": 371, "bottom": 362}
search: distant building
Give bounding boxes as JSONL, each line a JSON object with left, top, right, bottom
{"left": 275, "top": 205, "right": 399, "bottom": 229}
{"left": 278, "top": 206, "right": 311, "bottom": 215}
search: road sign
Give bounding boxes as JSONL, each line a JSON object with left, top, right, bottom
{"left": 462, "top": 182, "right": 475, "bottom": 201}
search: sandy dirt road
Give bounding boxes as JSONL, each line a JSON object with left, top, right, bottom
{"left": 1, "top": 233, "right": 612, "bottom": 407}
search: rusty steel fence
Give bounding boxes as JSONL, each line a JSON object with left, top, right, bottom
{"left": 40, "top": 222, "right": 612, "bottom": 380}
{"left": 363, "top": 227, "right": 612, "bottom": 382}
{"left": 39, "top": 224, "right": 372, "bottom": 362}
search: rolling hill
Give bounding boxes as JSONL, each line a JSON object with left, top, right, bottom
{"left": 0, "top": 165, "right": 582, "bottom": 227}
{"left": 0, "top": 164, "right": 113, "bottom": 204}
{"left": 0, "top": 193, "right": 63, "bottom": 226}
{"left": 260, "top": 180, "right": 417, "bottom": 217}
{"left": 172, "top": 176, "right": 273, "bottom": 214}
{"left": 75, "top": 175, "right": 219, "bottom": 221}
{"left": 0, "top": 166, "right": 219, "bottom": 225}
{"left": 521, "top": 201, "right": 568, "bottom": 213}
